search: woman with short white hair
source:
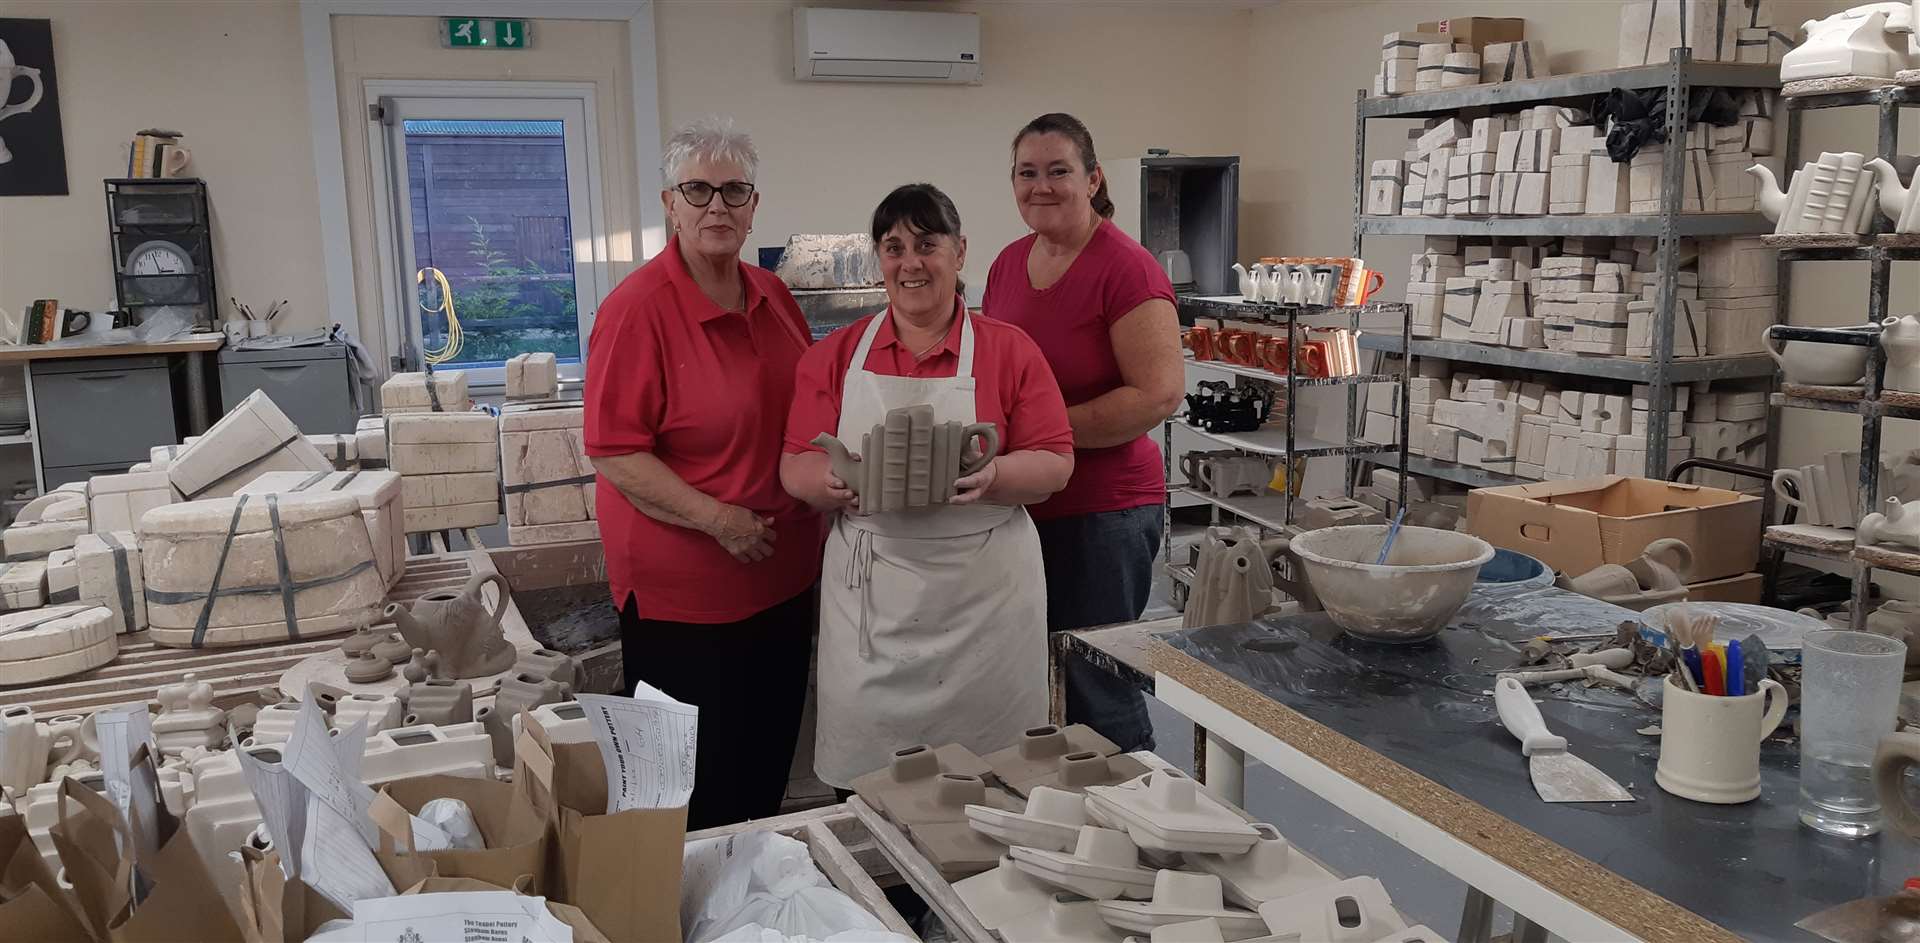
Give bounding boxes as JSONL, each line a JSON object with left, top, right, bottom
{"left": 584, "top": 116, "right": 821, "bottom": 828}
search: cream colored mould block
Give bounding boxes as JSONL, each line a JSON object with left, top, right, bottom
{"left": 74, "top": 531, "right": 146, "bottom": 634}
{"left": 3, "top": 519, "right": 85, "bottom": 561}
{"left": 0, "top": 560, "right": 47, "bottom": 611}
{"left": 355, "top": 416, "right": 388, "bottom": 466}
{"left": 0, "top": 606, "right": 117, "bottom": 684}
{"left": 305, "top": 434, "right": 359, "bottom": 471}
{"left": 169, "top": 391, "right": 333, "bottom": 501}
{"left": 501, "top": 404, "right": 595, "bottom": 541}
{"left": 140, "top": 492, "right": 385, "bottom": 648}
{"left": 380, "top": 370, "right": 471, "bottom": 415}
{"left": 148, "top": 444, "right": 185, "bottom": 471}
{"left": 44, "top": 549, "right": 76, "bottom": 605}
{"left": 505, "top": 352, "right": 559, "bottom": 401}
{"left": 390, "top": 443, "right": 497, "bottom": 476}
{"left": 403, "top": 501, "right": 500, "bottom": 533}
{"left": 85, "top": 471, "right": 175, "bottom": 535}
{"left": 238, "top": 470, "right": 406, "bottom": 590}
{"left": 403, "top": 471, "right": 499, "bottom": 511}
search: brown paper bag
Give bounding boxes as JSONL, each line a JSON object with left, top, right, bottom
{"left": 236, "top": 843, "right": 437, "bottom": 943}
{"left": 366, "top": 774, "right": 550, "bottom": 894}
{"left": 0, "top": 812, "right": 91, "bottom": 943}
{"left": 46, "top": 748, "right": 245, "bottom": 942}
{"left": 512, "top": 715, "right": 687, "bottom": 943}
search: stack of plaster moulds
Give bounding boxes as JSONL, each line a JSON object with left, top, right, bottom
{"left": 381, "top": 371, "right": 499, "bottom": 533}
{"left": 0, "top": 482, "right": 122, "bottom": 682}
{"left": 498, "top": 352, "right": 596, "bottom": 546}
{"left": 1404, "top": 235, "right": 1775, "bottom": 360}
{"left": 1362, "top": 359, "right": 1765, "bottom": 489}
{"left": 1369, "top": 96, "right": 1774, "bottom": 221}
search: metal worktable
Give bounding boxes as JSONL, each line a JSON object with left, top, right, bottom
{"left": 1148, "top": 585, "right": 1920, "bottom": 943}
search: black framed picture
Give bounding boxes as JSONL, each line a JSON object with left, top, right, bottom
{"left": 0, "top": 18, "right": 67, "bottom": 197}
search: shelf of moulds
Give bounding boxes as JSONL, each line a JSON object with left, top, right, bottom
{"left": 1856, "top": 542, "right": 1920, "bottom": 578}
{"left": 1357, "top": 335, "right": 1777, "bottom": 382}
{"left": 1369, "top": 450, "right": 1535, "bottom": 490}
{"left": 1181, "top": 423, "right": 1395, "bottom": 460}
{"left": 1174, "top": 487, "right": 1297, "bottom": 533}
{"left": 1355, "top": 213, "right": 1774, "bottom": 238}
{"left": 1183, "top": 355, "right": 1395, "bottom": 388}
{"left": 1358, "top": 61, "right": 1780, "bottom": 118}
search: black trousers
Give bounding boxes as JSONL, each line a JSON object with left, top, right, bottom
{"left": 619, "top": 586, "right": 816, "bottom": 831}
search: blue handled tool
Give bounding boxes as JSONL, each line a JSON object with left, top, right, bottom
{"left": 1374, "top": 507, "right": 1408, "bottom": 565}
{"left": 1682, "top": 647, "right": 1704, "bottom": 690}
{"left": 1725, "top": 639, "right": 1744, "bottom": 697}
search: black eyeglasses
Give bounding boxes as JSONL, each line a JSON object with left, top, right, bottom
{"left": 674, "top": 180, "right": 756, "bottom": 208}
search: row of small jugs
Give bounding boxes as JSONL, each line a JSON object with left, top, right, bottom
{"left": 1233, "top": 261, "right": 1334, "bottom": 306}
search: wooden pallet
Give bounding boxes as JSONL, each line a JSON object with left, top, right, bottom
{"left": 0, "top": 550, "right": 504, "bottom": 716}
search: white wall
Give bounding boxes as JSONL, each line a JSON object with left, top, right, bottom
{"left": 656, "top": 0, "right": 1252, "bottom": 296}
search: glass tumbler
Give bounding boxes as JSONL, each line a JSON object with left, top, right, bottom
{"left": 1799, "top": 630, "right": 1907, "bottom": 837}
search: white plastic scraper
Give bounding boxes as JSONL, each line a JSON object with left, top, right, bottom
{"left": 1494, "top": 677, "right": 1633, "bottom": 803}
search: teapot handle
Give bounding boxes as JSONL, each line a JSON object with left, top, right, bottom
{"left": 1760, "top": 324, "right": 1790, "bottom": 373}
{"left": 959, "top": 423, "right": 1000, "bottom": 477}
{"left": 466, "top": 570, "right": 510, "bottom": 637}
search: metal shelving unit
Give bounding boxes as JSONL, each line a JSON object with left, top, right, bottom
{"left": 1758, "top": 80, "right": 1920, "bottom": 628}
{"left": 1350, "top": 51, "right": 1781, "bottom": 485}
{"left": 1164, "top": 297, "right": 1411, "bottom": 592}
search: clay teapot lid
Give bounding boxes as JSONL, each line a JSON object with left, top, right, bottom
{"left": 935, "top": 773, "right": 985, "bottom": 807}
{"left": 888, "top": 744, "right": 941, "bottom": 782}
{"left": 1016, "top": 724, "right": 1070, "bottom": 761}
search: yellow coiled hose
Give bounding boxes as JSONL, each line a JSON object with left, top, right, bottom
{"left": 416, "top": 266, "right": 463, "bottom": 365}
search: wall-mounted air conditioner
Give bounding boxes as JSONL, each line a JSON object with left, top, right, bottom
{"left": 793, "top": 7, "right": 982, "bottom": 84}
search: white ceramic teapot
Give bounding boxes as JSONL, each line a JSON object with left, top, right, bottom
{"left": 1233, "top": 263, "right": 1256, "bottom": 302}
{"left": 1866, "top": 158, "right": 1920, "bottom": 233}
{"left": 1882, "top": 313, "right": 1920, "bottom": 393}
{"left": 1249, "top": 263, "right": 1272, "bottom": 303}
{"left": 1762, "top": 324, "right": 1870, "bottom": 386}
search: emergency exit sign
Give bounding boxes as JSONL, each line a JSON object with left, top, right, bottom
{"left": 443, "top": 18, "right": 531, "bottom": 49}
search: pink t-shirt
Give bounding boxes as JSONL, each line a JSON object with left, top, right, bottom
{"left": 983, "top": 219, "right": 1177, "bottom": 520}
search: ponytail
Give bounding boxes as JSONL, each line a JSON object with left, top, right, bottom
{"left": 1013, "top": 112, "right": 1114, "bottom": 219}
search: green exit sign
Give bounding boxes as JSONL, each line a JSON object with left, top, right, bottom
{"left": 443, "top": 18, "right": 531, "bottom": 49}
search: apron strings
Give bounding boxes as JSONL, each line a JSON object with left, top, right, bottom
{"left": 844, "top": 527, "right": 876, "bottom": 659}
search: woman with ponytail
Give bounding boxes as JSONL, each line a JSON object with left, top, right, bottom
{"left": 981, "top": 113, "right": 1183, "bottom": 751}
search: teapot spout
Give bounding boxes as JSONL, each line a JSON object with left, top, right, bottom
{"left": 1866, "top": 158, "right": 1911, "bottom": 224}
{"left": 384, "top": 602, "right": 425, "bottom": 649}
{"left": 1748, "top": 164, "right": 1787, "bottom": 223}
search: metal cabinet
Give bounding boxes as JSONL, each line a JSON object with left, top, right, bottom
{"left": 218, "top": 345, "right": 357, "bottom": 434}
{"left": 30, "top": 355, "right": 181, "bottom": 482}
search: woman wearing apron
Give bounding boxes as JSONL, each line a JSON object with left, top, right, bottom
{"left": 781, "top": 183, "right": 1076, "bottom": 787}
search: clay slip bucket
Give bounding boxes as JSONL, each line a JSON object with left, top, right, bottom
{"left": 1287, "top": 525, "right": 1493, "bottom": 643}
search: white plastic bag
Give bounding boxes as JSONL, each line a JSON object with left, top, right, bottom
{"left": 682, "top": 831, "right": 895, "bottom": 943}
{"left": 410, "top": 797, "right": 484, "bottom": 851}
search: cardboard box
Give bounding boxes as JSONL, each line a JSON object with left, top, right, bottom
{"left": 1419, "top": 16, "right": 1526, "bottom": 53}
{"left": 514, "top": 715, "right": 686, "bottom": 943}
{"left": 1686, "top": 571, "right": 1763, "bottom": 604}
{"left": 1466, "top": 475, "right": 1762, "bottom": 580}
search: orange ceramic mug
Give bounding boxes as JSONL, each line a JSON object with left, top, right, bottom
{"left": 1355, "top": 269, "right": 1387, "bottom": 305}
{"left": 1261, "top": 338, "right": 1291, "bottom": 375}
{"left": 1184, "top": 326, "right": 1215, "bottom": 362}
{"left": 1222, "top": 330, "right": 1257, "bottom": 366}
{"left": 1300, "top": 342, "right": 1330, "bottom": 378}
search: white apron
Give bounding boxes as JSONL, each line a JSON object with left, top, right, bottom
{"left": 814, "top": 309, "right": 1049, "bottom": 787}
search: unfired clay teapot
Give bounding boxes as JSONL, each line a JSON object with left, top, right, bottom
{"left": 1866, "top": 157, "right": 1920, "bottom": 232}
{"left": 1861, "top": 497, "right": 1920, "bottom": 551}
{"left": 1881, "top": 313, "right": 1920, "bottom": 393}
{"left": 384, "top": 571, "right": 515, "bottom": 679}
{"left": 811, "top": 404, "right": 999, "bottom": 514}
{"left": 1762, "top": 324, "right": 1869, "bottom": 386}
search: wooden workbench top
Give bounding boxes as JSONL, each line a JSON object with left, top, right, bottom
{"left": 0, "top": 333, "right": 224, "bottom": 363}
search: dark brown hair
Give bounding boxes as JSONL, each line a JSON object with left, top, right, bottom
{"left": 870, "top": 182, "right": 963, "bottom": 243}
{"left": 1011, "top": 112, "right": 1114, "bottom": 220}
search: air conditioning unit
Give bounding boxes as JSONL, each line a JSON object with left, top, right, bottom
{"left": 793, "top": 7, "right": 982, "bottom": 84}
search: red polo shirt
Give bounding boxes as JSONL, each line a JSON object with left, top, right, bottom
{"left": 584, "top": 239, "right": 823, "bottom": 623}
{"left": 784, "top": 300, "right": 1075, "bottom": 460}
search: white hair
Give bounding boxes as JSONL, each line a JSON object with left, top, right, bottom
{"left": 661, "top": 116, "right": 759, "bottom": 186}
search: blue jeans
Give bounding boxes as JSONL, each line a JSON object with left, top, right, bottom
{"left": 1035, "top": 504, "right": 1162, "bottom": 752}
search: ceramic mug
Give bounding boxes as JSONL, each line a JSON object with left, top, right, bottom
{"left": 1655, "top": 674, "right": 1787, "bottom": 804}
{"left": 1354, "top": 268, "right": 1387, "bottom": 305}
{"left": 1299, "top": 342, "right": 1331, "bottom": 378}
{"left": 223, "top": 320, "right": 249, "bottom": 345}
{"left": 1220, "top": 330, "right": 1258, "bottom": 366}
{"left": 1261, "top": 338, "right": 1291, "bottom": 375}
{"left": 1184, "top": 326, "right": 1215, "bottom": 362}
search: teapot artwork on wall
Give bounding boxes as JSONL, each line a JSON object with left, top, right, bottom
{"left": 0, "top": 20, "right": 69, "bottom": 197}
